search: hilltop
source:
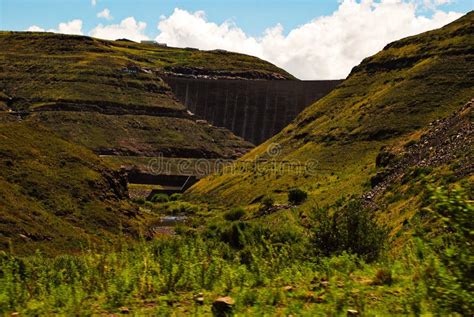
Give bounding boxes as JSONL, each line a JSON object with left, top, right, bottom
{"left": 0, "top": 32, "right": 290, "bottom": 159}
{"left": 190, "top": 12, "right": 473, "bottom": 207}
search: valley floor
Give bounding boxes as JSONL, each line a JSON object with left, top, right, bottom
{"left": 1, "top": 179, "right": 472, "bottom": 316}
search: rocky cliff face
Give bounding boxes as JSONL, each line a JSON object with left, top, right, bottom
{"left": 365, "top": 100, "right": 473, "bottom": 206}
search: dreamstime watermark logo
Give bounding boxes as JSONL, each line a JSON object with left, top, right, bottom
{"left": 146, "top": 142, "right": 321, "bottom": 176}
{"left": 266, "top": 142, "right": 282, "bottom": 157}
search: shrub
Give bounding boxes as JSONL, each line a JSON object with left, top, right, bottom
{"left": 288, "top": 188, "right": 308, "bottom": 205}
{"left": 372, "top": 268, "right": 393, "bottom": 285}
{"left": 169, "top": 202, "right": 198, "bottom": 214}
{"left": 420, "top": 186, "right": 474, "bottom": 314}
{"left": 311, "top": 200, "right": 388, "bottom": 262}
{"left": 132, "top": 198, "right": 145, "bottom": 205}
{"left": 261, "top": 196, "right": 274, "bottom": 210}
{"left": 220, "top": 221, "right": 251, "bottom": 249}
{"left": 224, "top": 207, "right": 246, "bottom": 221}
{"left": 169, "top": 193, "right": 183, "bottom": 201}
{"left": 150, "top": 193, "right": 169, "bottom": 203}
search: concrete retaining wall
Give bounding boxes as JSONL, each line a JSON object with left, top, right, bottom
{"left": 162, "top": 77, "right": 342, "bottom": 144}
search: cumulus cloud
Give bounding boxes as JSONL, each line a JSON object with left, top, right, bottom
{"left": 97, "top": 8, "right": 113, "bottom": 20}
{"left": 26, "top": 19, "right": 83, "bottom": 35}
{"left": 26, "top": 25, "right": 45, "bottom": 32}
{"left": 56, "top": 19, "right": 83, "bottom": 35}
{"left": 91, "top": 0, "right": 97, "bottom": 6}
{"left": 89, "top": 17, "right": 148, "bottom": 41}
{"left": 156, "top": 1, "right": 463, "bottom": 79}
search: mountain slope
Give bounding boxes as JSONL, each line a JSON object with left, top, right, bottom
{"left": 0, "top": 32, "right": 291, "bottom": 158}
{"left": 0, "top": 32, "right": 296, "bottom": 254}
{"left": 190, "top": 12, "right": 474, "bottom": 206}
{"left": 0, "top": 117, "right": 141, "bottom": 255}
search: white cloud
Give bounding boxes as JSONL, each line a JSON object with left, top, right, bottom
{"left": 55, "top": 19, "right": 83, "bottom": 35}
{"left": 26, "top": 25, "right": 45, "bottom": 32}
{"left": 97, "top": 8, "right": 113, "bottom": 20}
{"left": 89, "top": 17, "right": 148, "bottom": 41}
{"left": 26, "top": 19, "right": 83, "bottom": 35}
{"left": 156, "top": 1, "right": 463, "bottom": 79}
{"left": 91, "top": 0, "right": 97, "bottom": 6}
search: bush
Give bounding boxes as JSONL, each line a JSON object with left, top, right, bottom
{"left": 220, "top": 221, "right": 251, "bottom": 249}
{"left": 132, "top": 198, "right": 145, "bottom": 205}
{"left": 311, "top": 200, "right": 388, "bottom": 262}
{"left": 372, "top": 268, "right": 393, "bottom": 285}
{"left": 169, "top": 193, "right": 183, "bottom": 201}
{"left": 261, "top": 196, "right": 274, "bottom": 210}
{"left": 224, "top": 207, "right": 246, "bottom": 221}
{"left": 420, "top": 186, "right": 474, "bottom": 313}
{"left": 288, "top": 188, "right": 308, "bottom": 205}
{"left": 150, "top": 193, "right": 169, "bottom": 203}
{"left": 169, "top": 202, "right": 198, "bottom": 214}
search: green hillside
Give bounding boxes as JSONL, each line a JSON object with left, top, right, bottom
{"left": 0, "top": 31, "right": 296, "bottom": 253}
{"left": 0, "top": 31, "right": 292, "bottom": 112}
{"left": 0, "top": 31, "right": 285, "bottom": 159}
{"left": 0, "top": 118, "right": 142, "bottom": 255}
{"left": 190, "top": 12, "right": 473, "bottom": 206}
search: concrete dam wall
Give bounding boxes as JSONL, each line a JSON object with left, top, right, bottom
{"left": 162, "top": 76, "right": 343, "bottom": 145}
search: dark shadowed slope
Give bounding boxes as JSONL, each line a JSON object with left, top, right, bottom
{"left": 0, "top": 118, "right": 141, "bottom": 255}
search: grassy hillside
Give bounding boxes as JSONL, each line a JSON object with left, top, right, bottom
{"left": 0, "top": 32, "right": 278, "bottom": 159}
{"left": 0, "top": 31, "right": 292, "bottom": 112}
{"left": 30, "top": 111, "right": 252, "bottom": 158}
{"left": 190, "top": 12, "right": 474, "bottom": 206}
{"left": 0, "top": 31, "right": 294, "bottom": 254}
{"left": 0, "top": 119, "right": 144, "bottom": 255}
{"left": 1, "top": 106, "right": 471, "bottom": 313}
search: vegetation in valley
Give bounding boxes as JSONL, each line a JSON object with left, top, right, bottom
{"left": 1, "top": 177, "right": 471, "bottom": 315}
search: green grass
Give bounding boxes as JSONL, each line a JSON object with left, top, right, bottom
{"left": 0, "top": 121, "right": 144, "bottom": 255}
{"left": 1, "top": 178, "right": 471, "bottom": 315}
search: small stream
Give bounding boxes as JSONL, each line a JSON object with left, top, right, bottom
{"left": 149, "top": 215, "right": 188, "bottom": 236}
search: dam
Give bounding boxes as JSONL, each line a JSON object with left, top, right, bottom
{"left": 162, "top": 76, "right": 342, "bottom": 144}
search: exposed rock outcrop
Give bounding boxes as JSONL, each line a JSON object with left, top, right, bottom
{"left": 363, "top": 100, "right": 473, "bottom": 205}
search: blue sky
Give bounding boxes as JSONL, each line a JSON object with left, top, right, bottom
{"left": 0, "top": 1, "right": 471, "bottom": 79}
{"left": 1, "top": 0, "right": 471, "bottom": 37}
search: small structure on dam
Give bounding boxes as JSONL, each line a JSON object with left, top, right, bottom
{"left": 162, "top": 76, "right": 342, "bottom": 144}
